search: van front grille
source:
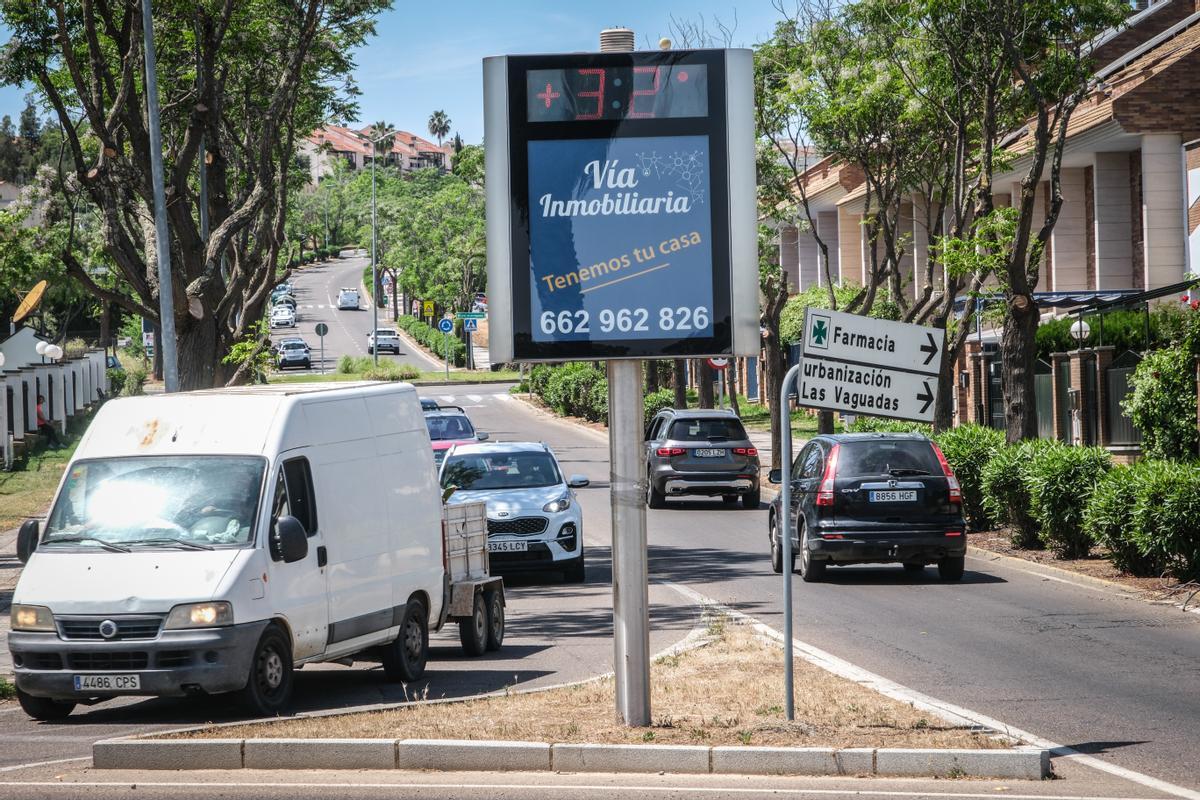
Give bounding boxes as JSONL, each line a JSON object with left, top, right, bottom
{"left": 58, "top": 617, "right": 163, "bottom": 641}
{"left": 67, "top": 652, "right": 149, "bottom": 671}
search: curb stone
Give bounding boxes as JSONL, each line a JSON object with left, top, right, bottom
{"left": 92, "top": 737, "right": 1049, "bottom": 778}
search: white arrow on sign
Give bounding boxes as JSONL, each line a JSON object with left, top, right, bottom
{"left": 797, "top": 359, "right": 937, "bottom": 422}
{"left": 804, "top": 308, "right": 941, "bottom": 375}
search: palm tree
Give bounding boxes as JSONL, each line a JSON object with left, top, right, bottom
{"left": 427, "top": 110, "right": 451, "bottom": 147}
{"left": 370, "top": 120, "right": 395, "bottom": 159}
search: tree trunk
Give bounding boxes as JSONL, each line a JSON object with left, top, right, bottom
{"left": 152, "top": 322, "right": 163, "bottom": 381}
{"left": 697, "top": 360, "right": 715, "bottom": 408}
{"left": 176, "top": 317, "right": 220, "bottom": 390}
{"left": 645, "top": 360, "right": 661, "bottom": 393}
{"left": 99, "top": 303, "right": 111, "bottom": 353}
{"left": 728, "top": 359, "right": 741, "bottom": 416}
{"left": 818, "top": 410, "right": 834, "bottom": 435}
{"left": 1001, "top": 296, "right": 1039, "bottom": 443}
{"left": 672, "top": 359, "right": 687, "bottom": 409}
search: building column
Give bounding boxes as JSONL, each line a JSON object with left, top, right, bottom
{"left": 1093, "top": 153, "right": 1134, "bottom": 289}
{"left": 1051, "top": 352, "right": 1069, "bottom": 442}
{"left": 797, "top": 226, "right": 820, "bottom": 291}
{"left": 1092, "top": 346, "right": 1116, "bottom": 448}
{"left": 1051, "top": 168, "right": 1089, "bottom": 291}
{"left": 779, "top": 224, "right": 799, "bottom": 293}
{"left": 966, "top": 341, "right": 985, "bottom": 426}
{"left": 10, "top": 371, "right": 26, "bottom": 441}
{"left": 838, "top": 209, "right": 861, "bottom": 288}
{"left": 817, "top": 210, "right": 839, "bottom": 285}
{"left": 1141, "top": 133, "right": 1187, "bottom": 289}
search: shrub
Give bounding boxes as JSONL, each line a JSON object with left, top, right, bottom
{"left": 123, "top": 366, "right": 147, "bottom": 397}
{"left": 644, "top": 388, "right": 676, "bottom": 419}
{"left": 105, "top": 368, "right": 126, "bottom": 397}
{"left": 981, "top": 438, "right": 1056, "bottom": 548}
{"left": 1084, "top": 463, "right": 1164, "bottom": 575}
{"left": 1024, "top": 445, "right": 1111, "bottom": 557}
{"left": 933, "top": 424, "right": 1005, "bottom": 531}
{"left": 362, "top": 362, "right": 420, "bottom": 382}
{"left": 396, "top": 316, "right": 466, "bottom": 366}
{"left": 336, "top": 354, "right": 357, "bottom": 374}
{"left": 528, "top": 364, "right": 554, "bottom": 396}
{"left": 1121, "top": 346, "right": 1198, "bottom": 460}
{"left": 1128, "top": 460, "right": 1200, "bottom": 581}
{"left": 847, "top": 416, "right": 932, "bottom": 435}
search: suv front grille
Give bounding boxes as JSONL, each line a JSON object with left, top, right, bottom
{"left": 58, "top": 617, "right": 163, "bottom": 641}
{"left": 488, "top": 517, "right": 548, "bottom": 535}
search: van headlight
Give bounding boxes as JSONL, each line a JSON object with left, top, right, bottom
{"left": 543, "top": 494, "right": 572, "bottom": 513}
{"left": 11, "top": 604, "right": 55, "bottom": 632}
{"left": 165, "top": 602, "right": 233, "bottom": 630}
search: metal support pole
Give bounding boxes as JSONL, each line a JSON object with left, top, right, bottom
{"left": 779, "top": 362, "right": 802, "bottom": 721}
{"left": 371, "top": 148, "right": 379, "bottom": 366}
{"left": 608, "top": 359, "right": 649, "bottom": 726}
{"left": 141, "top": 0, "right": 179, "bottom": 392}
{"left": 444, "top": 332, "right": 450, "bottom": 379}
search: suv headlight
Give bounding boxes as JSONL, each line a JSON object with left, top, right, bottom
{"left": 165, "top": 602, "right": 233, "bottom": 630}
{"left": 11, "top": 604, "right": 55, "bottom": 632}
{"left": 543, "top": 494, "right": 572, "bottom": 513}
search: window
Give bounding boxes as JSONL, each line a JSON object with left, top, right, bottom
{"left": 790, "top": 444, "right": 811, "bottom": 480}
{"left": 667, "top": 418, "right": 747, "bottom": 442}
{"left": 646, "top": 415, "right": 667, "bottom": 441}
{"left": 836, "top": 441, "right": 939, "bottom": 478}
{"left": 277, "top": 457, "right": 318, "bottom": 536}
{"left": 425, "top": 414, "right": 476, "bottom": 441}
{"left": 442, "top": 451, "right": 562, "bottom": 490}
{"left": 801, "top": 444, "right": 824, "bottom": 479}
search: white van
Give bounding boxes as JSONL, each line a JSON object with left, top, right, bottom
{"left": 8, "top": 382, "right": 504, "bottom": 720}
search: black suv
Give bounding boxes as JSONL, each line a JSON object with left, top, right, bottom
{"left": 644, "top": 409, "right": 760, "bottom": 509}
{"left": 767, "top": 433, "right": 966, "bottom": 581}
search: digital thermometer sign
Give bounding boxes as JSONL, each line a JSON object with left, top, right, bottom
{"left": 484, "top": 49, "right": 757, "bottom": 362}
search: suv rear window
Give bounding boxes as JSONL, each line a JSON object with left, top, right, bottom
{"left": 668, "top": 418, "right": 747, "bottom": 442}
{"left": 836, "top": 440, "right": 941, "bottom": 478}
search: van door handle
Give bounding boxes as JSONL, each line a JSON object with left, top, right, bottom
{"left": 316, "top": 546, "right": 327, "bottom": 568}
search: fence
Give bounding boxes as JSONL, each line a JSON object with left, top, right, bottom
{"left": 1105, "top": 350, "right": 1143, "bottom": 446}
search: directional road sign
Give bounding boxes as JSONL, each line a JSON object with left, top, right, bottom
{"left": 463, "top": 318, "right": 479, "bottom": 332}
{"left": 796, "top": 308, "right": 944, "bottom": 423}
{"left": 456, "top": 311, "right": 486, "bottom": 320}
{"left": 437, "top": 318, "right": 454, "bottom": 334}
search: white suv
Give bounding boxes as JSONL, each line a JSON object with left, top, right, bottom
{"left": 367, "top": 328, "right": 401, "bottom": 355}
{"left": 440, "top": 442, "right": 589, "bottom": 583}
{"left": 337, "top": 288, "right": 360, "bottom": 310}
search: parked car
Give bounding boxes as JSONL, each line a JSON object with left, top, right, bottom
{"left": 644, "top": 409, "right": 760, "bottom": 509}
{"left": 424, "top": 407, "right": 488, "bottom": 467}
{"left": 420, "top": 397, "right": 440, "bottom": 412}
{"left": 276, "top": 340, "right": 311, "bottom": 370}
{"left": 8, "top": 382, "right": 505, "bottom": 720}
{"left": 273, "top": 295, "right": 296, "bottom": 310}
{"left": 367, "top": 328, "right": 401, "bottom": 355}
{"left": 270, "top": 305, "right": 296, "bottom": 328}
{"left": 441, "top": 442, "right": 588, "bottom": 582}
{"left": 337, "top": 288, "right": 360, "bottom": 310}
{"left": 766, "top": 433, "right": 966, "bottom": 583}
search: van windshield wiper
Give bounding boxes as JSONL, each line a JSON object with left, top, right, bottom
{"left": 41, "top": 536, "right": 130, "bottom": 553}
{"left": 114, "top": 537, "right": 215, "bottom": 551}
{"left": 887, "top": 468, "right": 933, "bottom": 476}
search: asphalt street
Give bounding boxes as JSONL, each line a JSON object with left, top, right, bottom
{"left": 269, "top": 256, "right": 442, "bottom": 374}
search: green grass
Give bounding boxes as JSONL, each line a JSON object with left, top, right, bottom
{"left": 270, "top": 369, "right": 519, "bottom": 385}
{"left": 0, "top": 439, "right": 79, "bottom": 532}
{"left": 734, "top": 395, "right": 828, "bottom": 438}
{"left": 0, "top": 678, "right": 14, "bottom": 700}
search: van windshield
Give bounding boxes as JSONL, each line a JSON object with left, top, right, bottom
{"left": 43, "top": 456, "right": 267, "bottom": 548}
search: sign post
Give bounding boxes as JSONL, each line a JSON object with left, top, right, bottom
{"left": 483, "top": 37, "right": 757, "bottom": 727}
{"left": 314, "top": 322, "right": 329, "bottom": 374}
{"left": 708, "top": 357, "right": 728, "bottom": 409}
{"left": 438, "top": 317, "right": 454, "bottom": 379}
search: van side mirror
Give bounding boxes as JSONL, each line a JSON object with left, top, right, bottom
{"left": 16, "top": 519, "right": 39, "bottom": 564}
{"left": 271, "top": 515, "right": 309, "bottom": 563}
{"left": 568, "top": 474, "right": 589, "bottom": 488}
{"left": 475, "top": 432, "right": 489, "bottom": 441}
{"left": 768, "top": 469, "right": 782, "bottom": 485}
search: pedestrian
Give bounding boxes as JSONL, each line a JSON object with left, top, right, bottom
{"left": 36, "top": 395, "right": 63, "bottom": 448}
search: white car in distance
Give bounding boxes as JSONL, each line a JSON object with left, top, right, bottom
{"left": 440, "top": 442, "right": 588, "bottom": 583}
{"left": 270, "top": 305, "right": 296, "bottom": 328}
{"left": 367, "top": 328, "right": 401, "bottom": 355}
{"left": 337, "top": 288, "right": 360, "bottom": 310}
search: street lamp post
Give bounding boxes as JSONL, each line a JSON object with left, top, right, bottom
{"left": 367, "top": 129, "right": 393, "bottom": 366}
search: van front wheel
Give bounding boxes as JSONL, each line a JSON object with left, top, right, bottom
{"left": 240, "top": 625, "right": 294, "bottom": 717}
{"left": 383, "top": 599, "right": 429, "bottom": 681}
{"left": 17, "top": 688, "right": 75, "bottom": 721}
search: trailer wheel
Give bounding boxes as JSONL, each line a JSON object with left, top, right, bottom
{"left": 458, "top": 592, "right": 488, "bottom": 656}
{"left": 485, "top": 589, "right": 504, "bottom": 651}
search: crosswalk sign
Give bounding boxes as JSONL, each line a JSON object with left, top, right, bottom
{"left": 463, "top": 318, "right": 478, "bottom": 332}
{"left": 422, "top": 300, "right": 434, "bottom": 317}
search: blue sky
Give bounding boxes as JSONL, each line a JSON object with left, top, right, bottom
{"left": 0, "top": 1, "right": 781, "bottom": 143}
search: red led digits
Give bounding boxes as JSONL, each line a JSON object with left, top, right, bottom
{"left": 628, "top": 66, "right": 661, "bottom": 119}
{"left": 575, "top": 68, "right": 605, "bottom": 120}
{"left": 536, "top": 82, "right": 560, "bottom": 109}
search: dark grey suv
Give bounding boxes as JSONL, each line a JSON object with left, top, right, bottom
{"left": 767, "top": 433, "right": 966, "bottom": 582}
{"left": 644, "top": 409, "right": 760, "bottom": 509}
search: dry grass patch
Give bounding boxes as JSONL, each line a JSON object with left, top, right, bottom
{"left": 186, "top": 617, "right": 1004, "bottom": 749}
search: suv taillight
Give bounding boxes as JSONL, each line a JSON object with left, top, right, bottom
{"left": 815, "top": 443, "right": 840, "bottom": 507}
{"left": 930, "top": 442, "right": 962, "bottom": 504}
{"left": 733, "top": 447, "right": 758, "bottom": 457}
{"left": 656, "top": 447, "right": 685, "bottom": 457}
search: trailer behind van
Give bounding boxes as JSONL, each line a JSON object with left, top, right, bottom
{"left": 8, "top": 382, "right": 504, "bottom": 720}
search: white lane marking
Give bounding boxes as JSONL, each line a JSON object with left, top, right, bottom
{"left": 664, "top": 581, "right": 1200, "bottom": 800}
{"left": 0, "top": 756, "right": 90, "bottom": 773}
{"left": 467, "top": 394, "right": 483, "bottom": 403}
{"left": 0, "top": 782, "right": 1165, "bottom": 799}
{"left": 493, "top": 393, "right": 513, "bottom": 402}
{"left": 439, "top": 395, "right": 456, "bottom": 403}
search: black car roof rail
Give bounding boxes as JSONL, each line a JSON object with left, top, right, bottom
{"left": 437, "top": 405, "right": 466, "bottom": 413}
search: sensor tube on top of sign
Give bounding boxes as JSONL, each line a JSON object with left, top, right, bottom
{"left": 528, "top": 135, "right": 713, "bottom": 343}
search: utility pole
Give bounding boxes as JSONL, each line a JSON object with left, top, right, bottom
{"left": 142, "top": 0, "right": 179, "bottom": 392}
{"left": 368, "top": 129, "right": 392, "bottom": 366}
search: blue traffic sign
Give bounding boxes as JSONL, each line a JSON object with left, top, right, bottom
{"left": 438, "top": 318, "right": 454, "bottom": 333}
{"left": 463, "top": 318, "right": 479, "bottom": 332}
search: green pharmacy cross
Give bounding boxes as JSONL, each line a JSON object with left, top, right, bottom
{"left": 811, "top": 319, "right": 829, "bottom": 346}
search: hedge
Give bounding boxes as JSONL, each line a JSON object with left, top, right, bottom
{"left": 396, "top": 316, "right": 466, "bottom": 367}
{"left": 1024, "top": 444, "right": 1111, "bottom": 557}
{"left": 980, "top": 438, "right": 1056, "bottom": 549}
{"left": 933, "top": 424, "right": 1005, "bottom": 531}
